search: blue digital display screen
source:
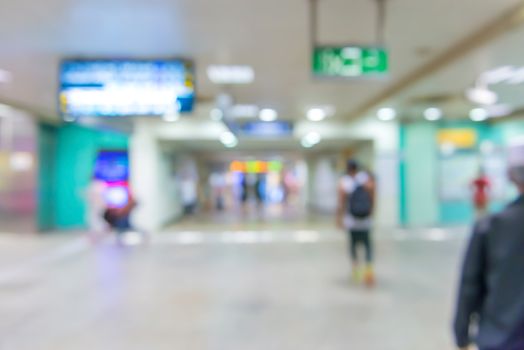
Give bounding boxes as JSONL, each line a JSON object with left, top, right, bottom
{"left": 60, "top": 59, "right": 195, "bottom": 117}
{"left": 94, "top": 151, "right": 129, "bottom": 183}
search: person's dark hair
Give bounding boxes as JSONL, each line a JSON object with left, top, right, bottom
{"left": 347, "top": 159, "right": 359, "bottom": 173}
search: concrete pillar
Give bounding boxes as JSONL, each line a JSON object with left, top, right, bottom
{"left": 130, "top": 120, "right": 182, "bottom": 232}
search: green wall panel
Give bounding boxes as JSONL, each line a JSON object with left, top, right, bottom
{"left": 54, "top": 125, "right": 128, "bottom": 229}
{"left": 404, "top": 123, "right": 439, "bottom": 227}
{"left": 400, "top": 119, "right": 524, "bottom": 227}
{"left": 37, "top": 124, "right": 58, "bottom": 231}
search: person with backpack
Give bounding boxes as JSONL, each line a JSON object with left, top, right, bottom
{"left": 337, "top": 159, "right": 376, "bottom": 286}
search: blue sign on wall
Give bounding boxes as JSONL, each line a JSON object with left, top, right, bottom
{"left": 241, "top": 121, "right": 293, "bottom": 137}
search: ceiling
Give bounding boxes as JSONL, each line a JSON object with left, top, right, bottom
{"left": 395, "top": 19, "right": 524, "bottom": 121}
{"left": 0, "top": 0, "right": 524, "bottom": 124}
{"left": 161, "top": 137, "right": 360, "bottom": 154}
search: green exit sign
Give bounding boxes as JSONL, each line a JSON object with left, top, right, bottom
{"left": 313, "top": 46, "right": 389, "bottom": 78}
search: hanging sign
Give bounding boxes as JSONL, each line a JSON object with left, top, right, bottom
{"left": 313, "top": 46, "right": 388, "bottom": 78}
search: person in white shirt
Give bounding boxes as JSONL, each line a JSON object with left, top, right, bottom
{"left": 337, "top": 160, "right": 376, "bottom": 286}
{"left": 180, "top": 173, "right": 198, "bottom": 216}
{"left": 86, "top": 177, "right": 108, "bottom": 242}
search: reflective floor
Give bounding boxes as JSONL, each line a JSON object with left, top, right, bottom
{"left": 0, "top": 224, "right": 468, "bottom": 350}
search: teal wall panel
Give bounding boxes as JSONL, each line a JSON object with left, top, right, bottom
{"left": 399, "top": 125, "right": 407, "bottom": 225}
{"left": 404, "top": 123, "right": 439, "bottom": 227}
{"left": 54, "top": 125, "right": 128, "bottom": 229}
{"left": 37, "top": 124, "right": 58, "bottom": 231}
{"left": 400, "top": 119, "right": 524, "bottom": 227}
{"left": 440, "top": 202, "right": 473, "bottom": 225}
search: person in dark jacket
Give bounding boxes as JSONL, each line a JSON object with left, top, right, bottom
{"left": 454, "top": 139, "right": 524, "bottom": 350}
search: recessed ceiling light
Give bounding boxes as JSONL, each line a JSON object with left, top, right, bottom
{"left": 479, "top": 66, "right": 515, "bottom": 85}
{"left": 207, "top": 65, "right": 255, "bottom": 85}
{"left": 466, "top": 86, "right": 498, "bottom": 105}
{"left": 301, "top": 131, "right": 321, "bottom": 148}
{"left": 424, "top": 107, "right": 442, "bottom": 121}
{"left": 210, "top": 108, "right": 224, "bottom": 121}
{"left": 259, "top": 108, "right": 278, "bottom": 122}
{"left": 163, "top": 113, "right": 179, "bottom": 122}
{"left": 0, "top": 69, "right": 12, "bottom": 83}
{"left": 307, "top": 108, "right": 326, "bottom": 122}
{"left": 469, "top": 108, "right": 488, "bottom": 122}
{"left": 301, "top": 139, "right": 314, "bottom": 148}
{"left": 377, "top": 107, "right": 396, "bottom": 121}
{"left": 305, "top": 131, "right": 321, "bottom": 144}
{"left": 224, "top": 139, "right": 238, "bottom": 148}
{"left": 220, "top": 131, "right": 238, "bottom": 148}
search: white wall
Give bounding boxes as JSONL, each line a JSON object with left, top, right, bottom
{"left": 310, "top": 157, "right": 339, "bottom": 213}
{"left": 297, "top": 117, "right": 400, "bottom": 228}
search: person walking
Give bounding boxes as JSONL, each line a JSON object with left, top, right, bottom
{"left": 180, "top": 172, "right": 198, "bottom": 216}
{"left": 454, "top": 139, "right": 524, "bottom": 350}
{"left": 471, "top": 169, "right": 491, "bottom": 218}
{"left": 337, "top": 159, "right": 376, "bottom": 287}
{"left": 85, "top": 176, "right": 108, "bottom": 243}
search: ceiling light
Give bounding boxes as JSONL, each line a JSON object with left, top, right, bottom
{"left": 424, "top": 107, "right": 442, "bottom": 121}
{"left": 259, "top": 108, "right": 278, "bottom": 122}
{"left": 486, "top": 104, "right": 513, "bottom": 118}
{"left": 220, "top": 131, "right": 238, "bottom": 148}
{"left": 466, "top": 86, "right": 498, "bottom": 105}
{"left": 231, "top": 104, "right": 259, "bottom": 118}
{"left": 0, "top": 69, "right": 12, "bottom": 83}
{"left": 479, "top": 66, "right": 515, "bottom": 85}
{"left": 301, "top": 139, "right": 314, "bottom": 148}
{"left": 0, "top": 103, "right": 13, "bottom": 117}
{"left": 507, "top": 67, "right": 524, "bottom": 85}
{"left": 163, "top": 111, "right": 179, "bottom": 122}
{"left": 210, "top": 108, "right": 224, "bottom": 121}
{"left": 225, "top": 139, "right": 238, "bottom": 148}
{"left": 377, "top": 107, "right": 396, "bottom": 121}
{"left": 301, "top": 131, "right": 321, "bottom": 148}
{"left": 305, "top": 131, "right": 321, "bottom": 144}
{"left": 207, "top": 65, "right": 255, "bottom": 85}
{"left": 469, "top": 108, "right": 488, "bottom": 122}
{"left": 220, "top": 131, "right": 236, "bottom": 144}
{"left": 478, "top": 65, "right": 524, "bottom": 86}
{"left": 307, "top": 108, "right": 327, "bottom": 122}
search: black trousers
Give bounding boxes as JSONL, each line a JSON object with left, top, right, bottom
{"left": 348, "top": 230, "right": 373, "bottom": 263}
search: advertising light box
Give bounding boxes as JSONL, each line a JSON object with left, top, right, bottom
{"left": 94, "top": 150, "right": 129, "bottom": 183}
{"left": 60, "top": 59, "right": 195, "bottom": 118}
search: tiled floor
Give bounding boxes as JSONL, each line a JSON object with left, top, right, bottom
{"left": 0, "top": 224, "right": 469, "bottom": 350}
